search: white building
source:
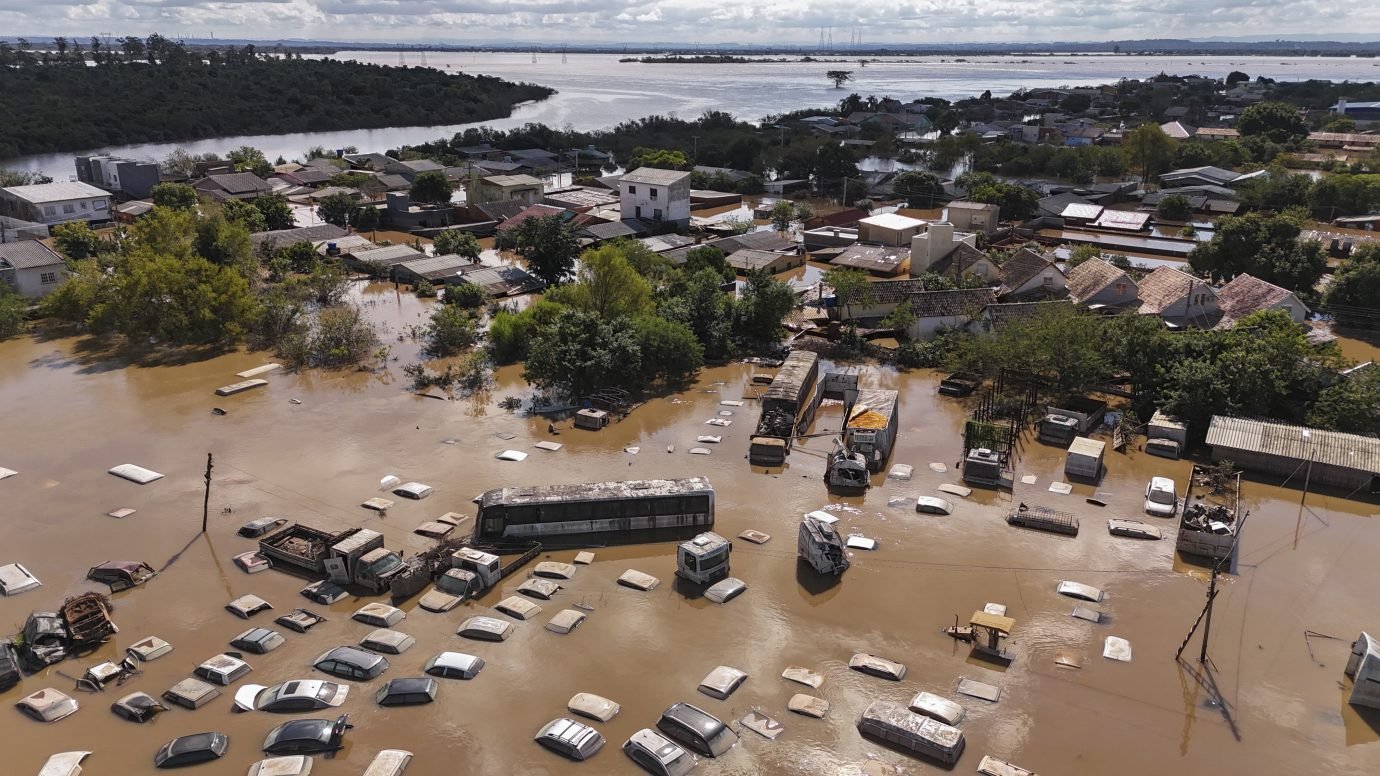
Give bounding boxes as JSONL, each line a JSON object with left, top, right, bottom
{"left": 620, "top": 167, "right": 691, "bottom": 228}
{"left": 0, "top": 181, "right": 113, "bottom": 227}
{"left": 857, "top": 212, "right": 926, "bottom": 247}
{"left": 0, "top": 241, "right": 67, "bottom": 298}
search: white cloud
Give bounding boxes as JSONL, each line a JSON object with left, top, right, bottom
{"left": 1, "top": 0, "right": 1377, "bottom": 43}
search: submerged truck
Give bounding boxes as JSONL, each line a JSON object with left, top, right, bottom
{"left": 749, "top": 351, "right": 820, "bottom": 466}
{"left": 259, "top": 525, "right": 421, "bottom": 596}
{"left": 844, "top": 389, "right": 899, "bottom": 473}
{"left": 1037, "top": 396, "right": 1108, "bottom": 446}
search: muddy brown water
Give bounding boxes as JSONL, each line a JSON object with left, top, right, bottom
{"left": 2, "top": 287, "right": 1379, "bottom": 774}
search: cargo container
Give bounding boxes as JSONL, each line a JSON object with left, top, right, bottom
{"left": 844, "top": 389, "right": 899, "bottom": 473}
{"left": 749, "top": 351, "right": 819, "bottom": 465}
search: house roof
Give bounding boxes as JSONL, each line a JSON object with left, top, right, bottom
{"left": 1206, "top": 415, "right": 1380, "bottom": 475}
{"left": 353, "top": 244, "right": 426, "bottom": 266}
{"left": 1092, "top": 210, "right": 1151, "bottom": 231}
{"left": 947, "top": 201, "right": 998, "bottom": 212}
{"left": 582, "top": 221, "right": 639, "bottom": 241}
{"left": 1060, "top": 203, "right": 1104, "bottom": 221}
{"left": 1067, "top": 258, "right": 1131, "bottom": 303}
{"left": 201, "top": 173, "right": 271, "bottom": 195}
{"left": 908, "top": 287, "right": 999, "bottom": 319}
{"left": 621, "top": 167, "right": 691, "bottom": 186}
{"left": 115, "top": 200, "right": 154, "bottom": 216}
{"left": 726, "top": 249, "right": 793, "bottom": 271}
{"left": 1214, "top": 273, "right": 1305, "bottom": 327}
{"left": 249, "top": 224, "right": 347, "bottom": 249}
{"left": 1160, "top": 121, "right": 1196, "bottom": 140}
{"left": 505, "top": 148, "right": 559, "bottom": 163}
{"left": 978, "top": 300, "right": 1073, "bottom": 328}
{"left": 398, "top": 254, "right": 475, "bottom": 280}
{"left": 831, "top": 244, "right": 908, "bottom": 273}
{"left": 1195, "top": 127, "right": 1240, "bottom": 139}
{"left": 866, "top": 278, "right": 929, "bottom": 305}
{"left": 474, "top": 160, "right": 526, "bottom": 174}
{"left": 1160, "top": 166, "right": 1240, "bottom": 186}
{"left": 859, "top": 212, "right": 926, "bottom": 231}
{"left": 928, "top": 241, "right": 991, "bottom": 278}
{"left": 498, "top": 204, "right": 570, "bottom": 231}
{"left": 369, "top": 174, "right": 411, "bottom": 190}
{"left": 1038, "top": 192, "right": 1093, "bottom": 218}
{"left": 638, "top": 234, "right": 695, "bottom": 253}
{"left": 459, "top": 264, "right": 544, "bottom": 296}
{"left": 314, "top": 234, "right": 376, "bottom": 255}
{"left": 0, "top": 240, "right": 64, "bottom": 269}
{"left": 287, "top": 169, "right": 333, "bottom": 185}
{"left": 999, "top": 248, "right": 1063, "bottom": 292}
{"left": 1136, "top": 265, "right": 1210, "bottom": 315}
{"left": 483, "top": 174, "right": 544, "bottom": 188}
{"left": 1, "top": 181, "right": 110, "bottom": 203}
{"left": 804, "top": 208, "right": 867, "bottom": 230}
{"left": 398, "top": 159, "right": 445, "bottom": 173}
{"left": 693, "top": 165, "right": 750, "bottom": 181}
{"left": 545, "top": 188, "right": 620, "bottom": 209}
{"left": 473, "top": 199, "right": 529, "bottom": 223}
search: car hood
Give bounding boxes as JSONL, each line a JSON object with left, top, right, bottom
{"left": 418, "top": 589, "right": 462, "bottom": 612}
{"left": 1144, "top": 499, "right": 1175, "bottom": 515}
{"left": 234, "top": 684, "right": 268, "bottom": 711}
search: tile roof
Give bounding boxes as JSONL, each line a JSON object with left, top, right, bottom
{"left": 399, "top": 159, "right": 445, "bottom": 172}
{"left": 621, "top": 167, "right": 692, "bottom": 186}
{"left": 1066, "top": 258, "right": 1131, "bottom": 303}
{"left": 498, "top": 204, "right": 570, "bottom": 231}
{"left": 1214, "top": 273, "right": 1304, "bottom": 327}
{"left": 999, "top": 248, "right": 1062, "bottom": 293}
{"left": 978, "top": 300, "right": 1073, "bottom": 328}
{"left": 0, "top": 240, "right": 64, "bottom": 269}
{"left": 1207, "top": 415, "right": 1380, "bottom": 475}
{"left": 829, "top": 243, "right": 909, "bottom": 273}
{"left": 201, "top": 173, "right": 271, "bottom": 195}
{"left": 582, "top": 221, "right": 639, "bottom": 241}
{"left": 1, "top": 181, "right": 110, "bottom": 203}
{"left": 473, "top": 199, "right": 529, "bottom": 222}
{"left": 726, "top": 249, "right": 793, "bottom": 271}
{"left": 865, "top": 279, "right": 928, "bottom": 305}
{"left": 907, "top": 287, "right": 999, "bottom": 318}
{"left": 927, "top": 241, "right": 991, "bottom": 278}
{"left": 371, "top": 174, "right": 412, "bottom": 190}
{"left": 1136, "top": 265, "right": 1209, "bottom": 315}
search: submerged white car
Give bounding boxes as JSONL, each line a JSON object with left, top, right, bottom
{"left": 1144, "top": 477, "right": 1178, "bottom": 516}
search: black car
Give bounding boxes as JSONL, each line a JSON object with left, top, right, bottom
{"left": 313, "top": 646, "right": 388, "bottom": 681}
{"left": 238, "top": 517, "right": 287, "bottom": 538}
{"left": 263, "top": 714, "right": 352, "bottom": 755}
{"left": 0, "top": 642, "right": 20, "bottom": 691}
{"left": 375, "top": 677, "right": 438, "bottom": 707}
{"left": 656, "top": 702, "right": 738, "bottom": 758}
{"left": 154, "top": 732, "right": 229, "bottom": 768}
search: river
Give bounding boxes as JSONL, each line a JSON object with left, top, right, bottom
{"left": 1, "top": 280, "right": 1379, "bottom": 774}
{"left": 8, "top": 53, "right": 1380, "bottom": 180}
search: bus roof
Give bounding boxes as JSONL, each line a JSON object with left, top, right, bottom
{"left": 480, "top": 477, "right": 713, "bottom": 508}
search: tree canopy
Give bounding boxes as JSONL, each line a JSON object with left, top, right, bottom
{"left": 1238, "top": 101, "right": 1310, "bottom": 144}
{"left": 1188, "top": 210, "right": 1326, "bottom": 293}
{"left": 410, "top": 171, "right": 453, "bottom": 204}
{"left": 496, "top": 215, "right": 581, "bottom": 287}
{"left": 433, "top": 229, "right": 482, "bottom": 260}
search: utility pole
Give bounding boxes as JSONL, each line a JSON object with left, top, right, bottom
{"left": 200, "top": 453, "right": 213, "bottom": 534}
{"left": 691, "top": 135, "right": 699, "bottom": 161}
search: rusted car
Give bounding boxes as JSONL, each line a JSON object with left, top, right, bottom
{"left": 87, "top": 561, "right": 157, "bottom": 592}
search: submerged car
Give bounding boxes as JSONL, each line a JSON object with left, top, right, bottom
{"left": 1056, "top": 580, "right": 1105, "bottom": 603}
{"left": 313, "top": 646, "right": 389, "bottom": 681}
{"left": 535, "top": 717, "right": 606, "bottom": 761}
{"left": 112, "top": 691, "right": 168, "bottom": 723}
{"left": 154, "top": 732, "right": 229, "bottom": 768}
{"left": 622, "top": 728, "right": 696, "bottom": 776}
{"left": 230, "top": 628, "right": 286, "bottom": 655}
{"left": 423, "top": 652, "right": 484, "bottom": 680}
{"left": 1144, "top": 476, "right": 1179, "bottom": 516}
{"left": 234, "top": 680, "right": 350, "bottom": 713}
{"left": 656, "top": 702, "right": 738, "bottom": 758}
{"left": 375, "top": 677, "right": 438, "bottom": 707}
{"left": 239, "top": 517, "right": 288, "bottom": 538}
{"left": 300, "top": 581, "right": 348, "bottom": 605}
{"left": 353, "top": 603, "right": 405, "bottom": 628}
{"left": 0, "top": 642, "right": 20, "bottom": 691}
{"left": 194, "top": 654, "right": 253, "bottom": 685}
{"left": 247, "top": 756, "right": 313, "bottom": 776}
{"left": 86, "top": 560, "right": 157, "bottom": 592}
{"left": 262, "top": 714, "right": 352, "bottom": 755}
{"left": 703, "top": 578, "right": 746, "bottom": 604}
{"left": 16, "top": 688, "right": 80, "bottom": 723}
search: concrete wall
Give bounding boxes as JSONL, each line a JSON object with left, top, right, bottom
{"left": 911, "top": 314, "right": 971, "bottom": 340}
{"left": 1210, "top": 446, "right": 1375, "bottom": 491}
{"left": 621, "top": 177, "right": 691, "bottom": 227}
{"left": 9, "top": 264, "right": 64, "bottom": 298}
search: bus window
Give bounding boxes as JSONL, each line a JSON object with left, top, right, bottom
{"left": 688, "top": 495, "right": 710, "bottom": 513}
{"left": 509, "top": 506, "right": 538, "bottom": 524}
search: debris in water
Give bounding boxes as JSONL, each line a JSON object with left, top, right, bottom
{"left": 846, "top": 535, "right": 877, "bottom": 551}
{"left": 1020, "top": 474, "right": 1037, "bottom": 485}
{"left": 937, "top": 483, "right": 972, "bottom": 498}
{"left": 739, "top": 710, "right": 784, "bottom": 739}
{"left": 984, "top": 603, "right": 1008, "bottom": 616}
{"left": 929, "top": 462, "right": 948, "bottom": 473}
{"left": 624, "top": 446, "right": 640, "bottom": 455}
{"left": 1048, "top": 481, "right": 1073, "bottom": 495}
{"left": 361, "top": 497, "right": 394, "bottom": 512}
{"left": 1103, "top": 636, "right": 1133, "bottom": 662}
{"left": 236, "top": 363, "right": 281, "bottom": 379}
{"left": 705, "top": 418, "right": 731, "bottom": 427}
{"left": 496, "top": 450, "right": 528, "bottom": 461}
{"left": 718, "top": 410, "right": 733, "bottom": 417}
{"left": 697, "top": 435, "right": 722, "bottom": 444}
{"left": 107, "top": 508, "right": 136, "bottom": 519}
{"left": 738, "top": 529, "right": 771, "bottom": 544}
{"left": 288, "top": 399, "right": 302, "bottom": 405}
{"left": 0, "top": 467, "right": 16, "bottom": 481}
{"left": 573, "top": 551, "right": 595, "bottom": 565}
{"left": 666, "top": 444, "right": 675, "bottom": 454}
{"left": 211, "top": 407, "right": 227, "bottom": 416}
{"left": 494, "top": 432, "right": 517, "bottom": 441}
{"left": 215, "top": 378, "right": 267, "bottom": 396}
{"left": 1055, "top": 655, "right": 1082, "bottom": 669}
{"left": 887, "top": 464, "right": 913, "bottom": 481}
{"left": 886, "top": 496, "right": 911, "bottom": 508}
{"left": 689, "top": 447, "right": 711, "bottom": 455}
{"left": 788, "top": 693, "right": 830, "bottom": 718}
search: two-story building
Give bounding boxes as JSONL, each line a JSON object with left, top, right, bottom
{"left": 0, "top": 181, "right": 114, "bottom": 227}
{"left": 75, "top": 155, "right": 162, "bottom": 200}
{"left": 620, "top": 168, "right": 691, "bottom": 228}
{"left": 470, "top": 174, "right": 544, "bottom": 206}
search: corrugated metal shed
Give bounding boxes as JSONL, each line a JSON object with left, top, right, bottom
{"left": 1206, "top": 416, "right": 1380, "bottom": 475}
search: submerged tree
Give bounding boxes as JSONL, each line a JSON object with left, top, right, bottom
{"left": 826, "top": 70, "right": 854, "bottom": 89}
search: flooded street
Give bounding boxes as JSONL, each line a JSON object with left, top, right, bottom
{"left": 2, "top": 293, "right": 1379, "bottom": 774}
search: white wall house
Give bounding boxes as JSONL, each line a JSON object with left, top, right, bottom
{"left": 0, "top": 240, "right": 67, "bottom": 298}
{"left": 0, "top": 180, "right": 114, "bottom": 226}
{"left": 0, "top": 181, "right": 113, "bottom": 227}
{"left": 620, "top": 167, "right": 691, "bottom": 228}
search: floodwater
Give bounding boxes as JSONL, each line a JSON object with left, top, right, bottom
{"left": 10, "top": 52, "right": 1380, "bottom": 179}
{"left": 2, "top": 285, "right": 1380, "bottom": 774}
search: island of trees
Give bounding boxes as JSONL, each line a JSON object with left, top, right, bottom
{"left": 0, "top": 35, "right": 554, "bottom": 158}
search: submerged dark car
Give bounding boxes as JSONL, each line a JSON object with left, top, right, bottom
{"left": 0, "top": 642, "right": 21, "bottom": 691}
{"left": 375, "top": 678, "right": 437, "bottom": 707}
{"left": 263, "top": 714, "right": 352, "bottom": 755}
{"left": 154, "top": 732, "right": 229, "bottom": 768}
{"left": 86, "top": 560, "right": 157, "bottom": 592}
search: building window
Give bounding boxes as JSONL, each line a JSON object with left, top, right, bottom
{"left": 1114, "top": 282, "right": 1126, "bottom": 295}
{"left": 627, "top": 185, "right": 637, "bottom": 195}
{"left": 80, "top": 201, "right": 88, "bottom": 210}
{"left": 63, "top": 203, "right": 75, "bottom": 214}
{"left": 44, "top": 206, "right": 56, "bottom": 216}
{"left": 41, "top": 272, "right": 57, "bottom": 284}
{"left": 1043, "top": 274, "right": 1053, "bottom": 286}
{"left": 654, "top": 209, "right": 663, "bottom": 220}
{"left": 650, "top": 188, "right": 659, "bottom": 200}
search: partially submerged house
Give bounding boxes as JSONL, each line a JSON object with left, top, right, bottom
{"left": 726, "top": 249, "right": 805, "bottom": 275}
{"left": 1066, "top": 258, "right": 1139, "bottom": 310}
{"left": 1136, "top": 265, "right": 1220, "bottom": 328}
{"left": 1206, "top": 416, "right": 1380, "bottom": 492}
{"left": 1214, "top": 273, "right": 1308, "bottom": 328}
{"left": 193, "top": 173, "right": 273, "bottom": 202}
{"left": 906, "top": 287, "right": 1000, "bottom": 339}
{"left": 0, "top": 240, "right": 66, "bottom": 298}
{"left": 250, "top": 224, "right": 348, "bottom": 254}
{"left": 969, "top": 299, "right": 1074, "bottom": 334}
{"left": 945, "top": 201, "right": 1000, "bottom": 234}
{"left": 909, "top": 222, "right": 997, "bottom": 282}
{"left": 620, "top": 167, "right": 692, "bottom": 228}
{"left": 998, "top": 248, "right": 1067, "bottom": 300}
{"left": 857, "top": 213, "right": 927, "bottom": 247}
{"left": 471, "top": 175, "right": 544, "bottom": 206}
{"left": 394, "top": 254, "right": 477, "bottom": 286}
{"left": 828, "top": 244, "right": 909, "bottom": 277}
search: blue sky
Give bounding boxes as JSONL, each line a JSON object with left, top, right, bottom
{"left": 3, "top": 1, "right": 1377, "bottom": 45}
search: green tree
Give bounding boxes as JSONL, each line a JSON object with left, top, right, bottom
{"left": 276, "top": 241, "right": 320, "bottom": 274}
{"left": 410, "top": 171, "right": 454, "bottom": 204}
{"left": 683, "top": 246, "right": 734, "bottom": 282}
{"left": 253, "top": 195, "right": 295, "bottom": 231}
{"left": 626, "top": 147, "right": 691, "bottom": 170}
{"left": 1155, "top": 194, "right": 1194, "bottom": 222}
{"left": 1323, "top": 244, "right": 1380, "bottom": 324}
{"left": 523, "top": 308, "right": 642, "bottom": 396}
{"left": 487, "top": 299, "right": 565, "bottom": 363}
{"left": 826, "top": 70, "right": 854, "bottom": 88}
{"left": 1188, "top": 210, "right": 1326, "bottom": 292}
{"left": 195, "top": 212, "right": 255, "bottom": 277}
{"left": 433, "top": 229, "right": 482, "bottom": 260}
{"left": 769, "top": 201, "right": 796, "bottom": 232}
{"left": 823, "top": 267, "right": 876, "bottom": 319}
{"left": 661, "top": 268, "right": 734, "bottom": 358}
{"left": 352, "top": 204, "right": 380, "bottom": 232}
{"left": 133, "top": 205, "right": 199, "bottom": 261}
{"left": 282, "top": 305, "right": 379, "bottom": 369}
{"left": 423, "top": 304, "right": 478, "bottom": 356}
{"left": 151, "top": 182, "right": 199, "bottom": 210}
{"left": 734, "top": 269, "right": 796, "bottom": 344}
{"left": 1322, "top": 116, "right": 1357, "bottom": 133}
{"left": 220, "top": 198, "right": 267, "bottom": 233}
{"left": 228, "top": 145, "right": 272, "bottom": 178}
{"left": 316, "top": 193, "right": 357, "bottom": 228}
{"left": 0, "top": 285, "right": 26, "bottom": 339}
{"left": 1122, "top": 123, "right": 1177, "bottom": 182}
{"left": 496, "top": 215, "right": 581, "bottom": 287}
{"left": 444, "top": 281, "right": 486, "bottom": 308}
{"left": 0, "top": 169, "right": 52, "bottom": 187}
{"left": 1308, "top": 367, "right": 1380, "bottom": 436}
{"left": 1238, "top": 101, "right": 1309, "bottom": 144}
{"left": 633, "top": 315, "right": 703, "bottom": 385}
{"left": 1065, "top": 244, "right": 1102, "bottom": 269}
{"left": 102, "top": 251, "right": 256, "bottom": 345}
{"left": 794, "top": 201, "right": 815, "bottom": 223}
{"left": 893, "top": 170, "right": 944, "bottom": 208}
{"left": 51, "top": 222, "right": 108, "bottom": 261}
{"left": 554, "top": 243, "right": 654, "bottom": 319}
{"left": 952, "top": 303, "right": 1109, "bottom": 393}
{"left": 881, "top": 299, "right": 917, "bottom": 337}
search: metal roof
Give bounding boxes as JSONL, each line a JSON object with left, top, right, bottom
{"left": 353, "top": 245, "right": 425, "bottom": 265}
{"left": 621, "top": 167, "right": 691, "bottom": 186}
{"left": 859, "top": 212, "right": 926, "bottom": 231}
{"left": 1, "top": 181, "right": 110, "bottom": 203}
{"left": 1206, "top": 416, "right": 1380, "bottom": 475}
{"left": 481, "top": 477, "right": 712, "bottom": 508}
{"left": 0, "top": 240, "right": 64, "bottom": 269}
{"left": 398, "top": 254, "right": 474, "bottom": 278}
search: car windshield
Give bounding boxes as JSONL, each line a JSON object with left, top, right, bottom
{"left": 368, "top": 553, "right": 403, "bottom": 576}
{"left": 1149, "top": 488, "right": 1175, "bottom": 504}
{"left": 316, "top": 683, "right": 337, "bottom": 701}
{"left": 706, "top": 726, "right": 739, "bottom": 755}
